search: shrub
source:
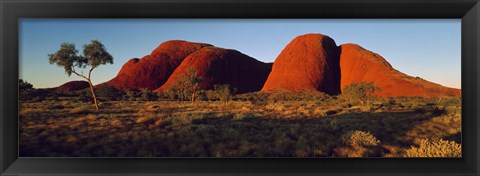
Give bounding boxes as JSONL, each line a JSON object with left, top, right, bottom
{"left": 169, "top": 68, "right": 202, "bottom": 103}
{"left": 123, "top": 90, "right": 139, "bottom": 101}
{"left": 247, "top": 92, "right": 269, "bottom": 106}
{"left": 342, "top": 82, "right": 380, "bottom": 107}
{"left": 404, "top": 139, "right": 461, "bottom": 157}
{"left": 140, "top": 89, "right": 157, "bottom": 101}
{"left": 164, "top": 88, "right": 178, "bottom": 101}
{"left": 209, "top": 84, "right": 237, "bottom": 103}
{"left": 55, "top": 87, "right": 76, "bottom": 96}
{"left": 96, "top": 85, "right": 123, "bottom": 101}
{"left": 341, "top": 130, "right": 380, "bottom": 147}
{"left": 77, "top": 91, "right": 91, "bottom": 103}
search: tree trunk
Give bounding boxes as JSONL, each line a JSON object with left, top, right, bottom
{"left": 87, "top": 80, "right": 99, "bottom": 111}
{"left": 191, "top": 91, "right": 195, "bottom": 104}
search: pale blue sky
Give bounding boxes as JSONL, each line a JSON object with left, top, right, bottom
{"left": 19, "top": 19, "right": 461, "bottom": 89}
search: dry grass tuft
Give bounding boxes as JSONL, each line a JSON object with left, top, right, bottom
{"left": 404, "top": 139, "right": 461, "bottom": 157}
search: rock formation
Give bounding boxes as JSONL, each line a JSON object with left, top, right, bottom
{"left": 157, "top": 46, "right": 272, "bottom": 94}
{"left": 102, "top": 40, "right": 212, "bottom": 90}
{"left": 339, "top": 43, "right": 460, "bottom": 97}
{"left": 261, "top": 34, "right": 341, "bottom": 95}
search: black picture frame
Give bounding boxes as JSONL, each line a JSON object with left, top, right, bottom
{"left": 1, "top": 0, "right": 479, "bottom": 175}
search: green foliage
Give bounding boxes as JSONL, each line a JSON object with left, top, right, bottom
{"left": 341, "top": 130, "right": 380, "bottom": 147}
{"left": 342, "top": 82, "right": 380, "bottom": 107}
{"left": 82, "top": 40, "right": 114, "bottom": 68}
{"left": 48, "top": 40, "right": 113, "bottom": 110}
{"left": 96, "top": 85, "right": 123, "bottom": 101}
{"left": 268, "top": 90, "right": 327, "bottom": 102}
{"left": 246, "top": 92, "right": 269, "bottom": 106}
{"left": 140, "top": 89, "right": 158, "bottom": 101}
{"left": 19, "top": 79, "right": 33, "bottom": 92}
{"left": 48, "top": 40, "right": 113, "bottom": 76}
{"left": 123, "top": 90, "right": 139, "bottom": 101}
{"left": 77, "top": 89, "right": 92, "bottom": 103}
{"left": 212, "top": 84, "right": 237, "bottom": 103}
{"left": 19, "top": 79, "right": 34, "bottom": 101}
{"left": 404, "top": 139, "right": 461, "bottom": 157}
{"left": 55, "top": 87, "right": 77, "bottom": 96}
{"left": 163, "top": 88, "right": 178, "bottom": 101}
{"left": 48, "top": 43, "right": 83, "bottom": 76}
{"left": 169, "top": 68, "right": 202, "bottom": 102}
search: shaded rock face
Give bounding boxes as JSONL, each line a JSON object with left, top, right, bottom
{"left": 103, "top": 40, "right": 212, "bottom": 90}
{"left": 261, "top": 34, "right": 341, "bottom": 95}
{"left": 157, "top": 47, "right": 272, "bottom": 94}
{"left": 56, "top": 81, "right": 90, "bottom": 91}
{"left": 339, "top": 43, "right": 460, "bottom": 97}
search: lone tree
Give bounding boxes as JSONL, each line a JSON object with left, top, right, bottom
{"left": 48, "top": 40, "right": 113, "bottom": 110}
{"left": 172, "top": 68, "right": 202, "bottom": 103}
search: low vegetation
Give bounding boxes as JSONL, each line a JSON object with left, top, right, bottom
{"left": 19, "top": 81, "right": 462, "bottom": 157}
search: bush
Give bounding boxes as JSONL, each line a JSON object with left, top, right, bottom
{"left": 19, "top": 79, "right": 34, "bottom": 101}
{"left": 77, "top": 91, "right": 91, "bottom": 103}
{"left": 404, "top": 139, "right": 461, "bottom": 157}
{"left": 342, "top": 82, "right": 380, "bottom": 107}
{"left": 140, "top": 89, "right": 157, "bottom": 101}
{"left": 245, "top": 92, "right": 269, "bottom": 106}
{"left": 341, "top": 130, "right": 380, "bottom": 147}
{"left": 123, "top": 90, "right": 139, "bottom": 101}
{"left": 96, "top": 85, "right": 123, "bottom": 101}
{"left": 203, "top": 84, "right": 237, "bottom": 103}
{"left": 267, "top": 89, "right": 327, "bottom": 102}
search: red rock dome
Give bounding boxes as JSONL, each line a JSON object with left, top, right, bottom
{"left": 156, "top": 46, "right": 272, "bottom": 94}
{"left": 339, "top": 43, "right": 460, "bottom": 97}
{"left": 261, "top": 34, "right": 341, "bottom": 95}
{"left": 56, "top": 80, "right": 90, "bottom": 92}
{"left": 102, "top": 40, "right": 212, "bottom": 90}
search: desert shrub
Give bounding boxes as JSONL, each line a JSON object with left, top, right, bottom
{"left": 245, "top": 92, "right": 269, "bottom": 106}
{"left": 341, "top": 130, "right": 380, "bottom": 147}
{"left": 19, "top": 80, "right": 51, "bottom": 102}
{"left": 205, "top": 90, "right": 218, "bottom": 101}
{"left": 140, "top": 89, "right": 157, "bottom": 101}
{"left": 123, "top": 90, "right": 139, "bottom": 101}
{"left": 164, "top": 88, "right": 179, "bottom": 101}
{"left": 404, "top": 139, "right": 461, "bottom": 157}
{"left": 169, "top": 68, "right": 202, "bottom": 102}
{"left": 155, "top": 91, "right": 173, "bottom": 100}
{"left": 267, "top": 89, "right": 327, "bottom": 102}
{"left": 55, "top": 87, "right": 76, "bottom": 96}
{"left": 439, "top": 97, "right": 461, "bottom": 107}
{"left": 204, "top": 84, "right": 237, "bottom": 103}
{"left": 77, "top": 91, "right": 91, "bottom": 103}
{"left": 191, "top": 90, "right": 207, "bottom": 101}
{"left": 96, "top": 85, "right": 123, "bottom": 101}
{"left": 19, "top": 79, "right": 34, "bottom": 101}
{"left": 342, "top": 82, "right": 380, "bottom": 107}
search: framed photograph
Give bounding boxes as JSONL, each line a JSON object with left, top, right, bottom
{"left": 1, "top": 0, "right": 479, "bottom": 175}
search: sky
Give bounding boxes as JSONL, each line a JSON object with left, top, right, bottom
{"left": 19, "top": 19, "right": 461, "bottom": 89}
